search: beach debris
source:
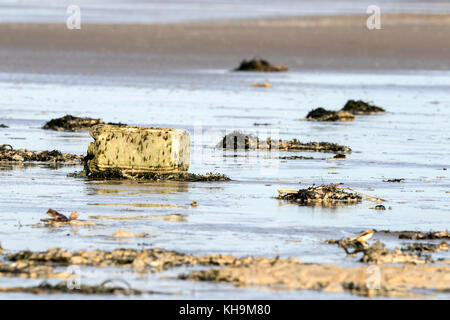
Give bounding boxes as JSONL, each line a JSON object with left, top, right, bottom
{"left": 5, "top": 247, "right": 245, "bottom": 273}
{"left": 327, "top": 229, "right": 376, "bottom": 252}
{"left": 253, "top": 122, "right": 271, "bottom": 126}
{"left": 331, "top": 154, "right": 346, "bottom": 160}
{"left": 234, "top": 58, "right": 288, "bottom": 72}
{"left": 45, "top": 209, "right": 79, "bottom": 222}
{"left": 305, "top": 100, "right": 386, "bottom": 122}
{"left": 341, "top": 100, "right": 385, "bottom": 115}
{"left": 337, "top": 186, "right": 386, "bottom": 202}
{"left": 373, "top": 205, "right": 386, "bottom": 210}
{"left": 43, "top": 114, "right": 126, "bottom": 132}
{"left": 0, "top": 281, "right": 145, "bottom": 296}
{"left": 279, "top": 155, "right": 315, "bottom": 160}
{"left": 217, "top": 131, "right": 351, "bottom": 154}
{"left": 85, "top": 124, "right": 190, "bottom": 177}
{"left": 66, "top": 170, "right": 88, "bottom": 178}
{"left": 354, "top": 229, "right": 376, "bottom": 242}
{"left": 40, "top": 209, "right": 94, "bottom": 226}
{"left": 252, "top": 82, "right": 272, "bottom": 88}
{"left": 383, "top": 178, "right": 405, "bottom": 183}
{"left": 83, "top": 169, "right": 230, "bottom": 182}
{"left": 217, "top": 131, "right": 257, "bottom": 150}
{"left": 329, "top": 229, "right": 450, "bottom": 264}
{"left": 306, "top": 108, "right": 355, "bottom": 122}
{"left": 0, "top": 124, "right": 8, "bottom": 128}
{"left": 279, "top": 140, "right": 351, "bottom": 153}
{"left": 376, "top": 230, "right": 450, "bottom": 242}
{"left": 0, "top": 144, "right": 83, "bottom": 163}
{"left": 280, "top": 153, "right": 347, "bottom": 161}
{"left": 0, "top": 260, "right": 68, "bottom": 279}
{"left": 396, "top": 230, "right": 450, "bottom": 240}
{"left": 277, "top": 184, "right": 363, "bottom": 206}
{"left": 361, "top": 244, "right": 433, "bottom": 264}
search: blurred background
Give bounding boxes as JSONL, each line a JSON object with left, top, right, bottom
{"left": 1, "top": 0, "right": 450, "bottom": 23}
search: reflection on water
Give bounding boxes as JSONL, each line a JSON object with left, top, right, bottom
{"left": 87, "top": 203, "right": 188, "bottom": 208}
{"left": 86, "top": 181, "right": 190, "bottom": 196}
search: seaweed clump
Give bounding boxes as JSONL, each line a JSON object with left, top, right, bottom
{"left": 383, "top": 178, "right": 405, "bottom": 183}
{"left": 306, "top": 108, "right": 355, "bottom": 122}
{"left": 43, "top": 115, "right": 125, "bottom": 132}
{"left": 342, "top": 100, "right": 385, "bottom": 115}
{"left": 277, "top": 184, "right": 362, "bottom": 206}
{"left": 376, "top": 230, "right": 450, "bottom": 240}
{"left": 81, "top": 167, "right": 230, "bottom": 182}
{"left": 5, "top": 247, "right": 246, "bottom": 273}
{"left": 398, "top": 231, "right": 450, "bottom": 240}
{"left": 234, "top": 58, "right": 288, "bottom": 72}
{"left": 338, "top": 240, "right": 434, "bottom": 264}
{"left": 0, "top": 282, "right": 144, "bottom": 296}
{"left": 305, "top": 100, "right": 386, "bottom": 121}
{"left": 217, "top": 131, "right": 351, "bottom": 154}
{"left": 0, "top": 144, "right": 83, "bottom": 163}
{"left": 402, "top": 242, "right": 449, "bottom": 253}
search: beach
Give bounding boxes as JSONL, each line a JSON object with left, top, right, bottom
{"left": 0, "top": 10, "right": 449, "bottom": 299}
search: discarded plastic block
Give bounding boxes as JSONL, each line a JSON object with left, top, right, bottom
{"left": 86, "top": 125, "right": 190, "bottom": 175}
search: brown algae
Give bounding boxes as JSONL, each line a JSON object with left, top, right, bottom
{"left": 306, "top": 108, "right": 355, "bottom": 122}
{"left": 342, "top": 100, "right": 386, "bottom": 115}
{"left": 83, "top": 169, "right": 230, "bottom": 182}
{"left": 43, "top": 114, "right": 126, "bottom": 132}
{"left": 305, "top": 100, "right": 386, "bottom": 121}
{"left": 234, "top": 58, "right": 288, "bottom": 72}
{"left": 277, "top": 184, "right": 362, "bottom": 206}
{"left": 0, "top": 144, "right": 83, "bottom": 163}
{"left": 180, "top": 258, "right": 449, "bottom": 298}
{"left": 217, "top": 131, "right": 351, "bottom": 154}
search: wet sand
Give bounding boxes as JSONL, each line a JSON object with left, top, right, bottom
{"left": 1, "top": 14, "right": 450, "bottom": 74}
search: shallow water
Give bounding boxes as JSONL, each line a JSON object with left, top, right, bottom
{"left": 0, "top": 68, "right": 449, "bottom": 299}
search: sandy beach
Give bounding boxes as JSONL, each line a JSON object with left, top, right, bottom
{"left": 1, "top": 14, "right": 450, "bottom": 75}
{"left": 0, "top": 10, "right": 449, "bottom": 301}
